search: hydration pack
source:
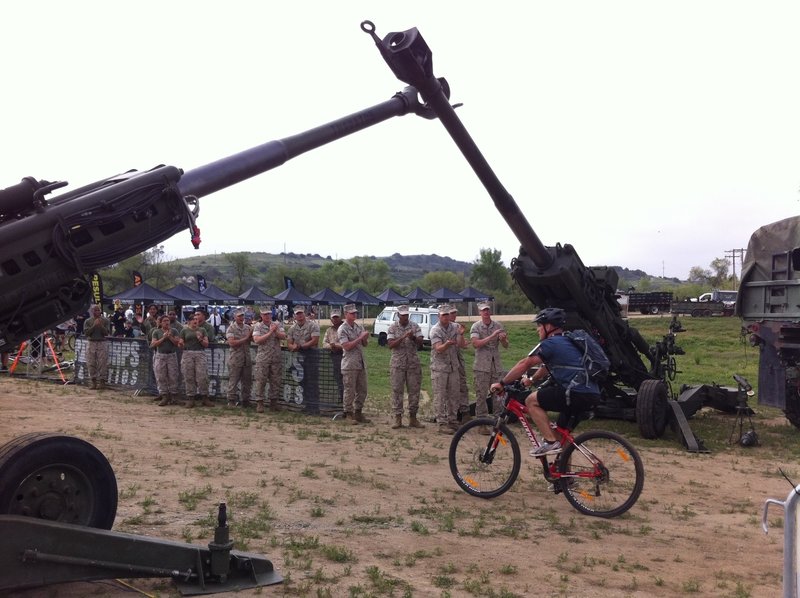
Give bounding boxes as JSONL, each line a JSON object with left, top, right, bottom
{"left": 563, "top": 329, "right": 610, "bottom": 385}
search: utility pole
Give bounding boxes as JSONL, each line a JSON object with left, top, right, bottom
{"left": 725, "top": 248, "right": 746, "bottom": 287}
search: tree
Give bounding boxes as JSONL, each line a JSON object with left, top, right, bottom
{"left": 348, "top": 256, "right": 391, "bottom": 293}
{"left": 470, "top": 248, "right": 510, "bottom": 293}
{"left": 687, "top": 266, "right": 710, "bottom": 284}
{"left": 224, "top": 252, "right": 255, "bottom": 294}
{"left": 100, "top": 245, "right": 179, "bottom": 295}
{"left": 418, "top": 271, "right": 465, "bottom": 292}
{"left": 709, "top": 257, "right": 729, "bottom": 288}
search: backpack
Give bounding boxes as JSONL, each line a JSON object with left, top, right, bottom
{"left": 566, "top": 329, "right": 610, "bottom": 382}
{"left": 552, "top": 329, "right": 610, "bottom": 402}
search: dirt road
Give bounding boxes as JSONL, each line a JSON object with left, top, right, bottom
{"left": 1, "top": 376, "right": 790, "bottom": 597}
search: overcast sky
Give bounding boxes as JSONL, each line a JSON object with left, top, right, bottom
{"left": 4, "top": 1, "right": 800, "bottom": 280}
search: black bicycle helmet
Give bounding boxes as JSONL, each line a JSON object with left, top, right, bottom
{"left": 533, "top": 308, "right": 566, "bottom": 328}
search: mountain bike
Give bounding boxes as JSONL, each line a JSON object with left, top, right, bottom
{"left": 449, "top": 382, "right": 644, "bottom": 518}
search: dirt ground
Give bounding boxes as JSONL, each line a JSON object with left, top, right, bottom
{"left": 0, "top": 376, "right": 793, "bottom": 598}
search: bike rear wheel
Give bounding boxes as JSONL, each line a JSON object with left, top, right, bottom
{"left": 449, "top": 417, "right": 520, "bottom": 498}
{"left": 557, "top": 430, "right": 644, "bottom": 517}
{"left": 66, "top": 333, "right": 76, "bottom": 351}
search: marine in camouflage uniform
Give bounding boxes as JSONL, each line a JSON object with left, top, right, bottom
{"left": 287, "top": 306, "right": 321, "bottom": 411}
{"left": 180, "top": 316, "right": 211, "bottom": 407}
{"left": 151, "top": 315, "right": 182, "bottom": 405}
{"left": 142, "top": 305, "right": 160, "bottom": 341}
{"left": 194, "top": 310, "right": 216, "bottom": 342}
{"left": 470, "top": 303, "right": 508, "bottom": 416}
{"left": 84, "top": 304, "right": 110, "bottom": 389}
{"left": 226, "top": 309, "right": 253, "bottom": 407}
{"left": 252, "top": 309, "right": 286, "bottom": 413}
{"left": 449, "top": 307, "right": 470, "bottom": 420}
{"left": 386, "top": 305, "right": 424, "bottom": 429}
{"left": 337, "top": 304, "right": 370, "bottom": 424}
{"left": 323, "top": 310, "right": 344, "bottom": 405}
{"left": 430, "top": 305, "right": 467, "bottom": 434}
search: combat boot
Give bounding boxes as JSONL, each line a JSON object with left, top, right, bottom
{"left": 408, "top": 414, "right": 425, "bottom": 428}
{"left": 391, "top": 414, "right": 403, "bottom": 429}
{"left": 157, "top": 395, "right": 170, "bottom": 407}
{"left": 185, "top": 396, "right": 196, "bottom": 408}
{"left": 97, "top": 379, "right": 107, "bottom": 390}
{"left": 269, "top": 399, "right": 281, "bottom": 412}
{"left": 168, "top": 393, "right": 178, "bottom": 406}
{"left": 354, "top": 410, "right": 371, "bottom": 424}
{"left": 90, "top": 379, "right": 97, "bottom": 390}
{"left": 256, "top": 400, "right": 265, "bottom": 414}
{"left": 201, "top": 396, "right": 215, "bottom": 407}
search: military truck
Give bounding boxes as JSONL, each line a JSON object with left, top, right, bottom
{"left": 738, "top": 216, "right": 800, "bottom": 427}
{"left": 626, "top": 291, "right": 674, "bottom": 315}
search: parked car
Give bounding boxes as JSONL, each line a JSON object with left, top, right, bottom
{"left": 372, "top": 306, "right": 439, "bottom": 346}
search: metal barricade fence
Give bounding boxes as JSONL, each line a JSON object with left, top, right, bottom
{"left": 73, "top": 338, "right": 343, "bottom": 413}
{"left": 764, "top": 485, "right": 800, "bottom": 598}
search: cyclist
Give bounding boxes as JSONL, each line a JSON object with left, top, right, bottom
{"left": 491, "top": 308, "right": 600, "bottom": 456}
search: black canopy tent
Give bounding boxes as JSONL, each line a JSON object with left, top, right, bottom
{"left": 376, "top": 288, "right": 408, "bottom": 305}
{"left": 345, "top": 288, "right": 381, "bottom": 320}
{"left": 201, "top": 284, "right": 241, "bottom": 304}
{"left": 239, "top": 286, "right": 278, "bottom": 305}
{"left": 110, "top": 283, "right": 177, "bottom": 305}
{"left": 164, "top": 284, "right": 209, "bottom": 304}
{"left": 405, "top": 287, "right": 436, "bottom": 305}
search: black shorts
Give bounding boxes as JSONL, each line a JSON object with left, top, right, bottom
{"left": 535, "top": 385, "right": 600, "bottom": 427}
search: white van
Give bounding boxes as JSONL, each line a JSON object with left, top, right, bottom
{"left": 373, "top": 306, "right": 439, "bottom": 346}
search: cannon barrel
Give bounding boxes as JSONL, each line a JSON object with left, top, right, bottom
{"left": 0, "top": 85, "right": 434, "bottom": 352}
{"left": 362, "top": 21, "right": 553, "bottom": 270}
{"left": 364, "top": 22, "right": 653, "bottom": 391}
{"left": 177, "top": 87, "right": 424, "bottom": 199}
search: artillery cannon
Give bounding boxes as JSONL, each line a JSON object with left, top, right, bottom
{"left": 1, "top": 18, "right": 744, "bottom": 594}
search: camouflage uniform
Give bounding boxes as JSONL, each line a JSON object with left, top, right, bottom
{"left": 323, "top": 325, "right": 344, "bottom": 403}
{"left": 84, "top": 315, "right": 110, "bottom": 385}
{"left": 387, "top": 320, "right": 423, "bottom": 417}
{"left": 338, "top": 321, "right": 368, "bottom": 414}
{"left": 287, "top": 319, "right": 321, "bottom": 409}
{"left": 142, "top": 315, "right": 160, "bottom": 341}
{"left": 430, "top": 321, "right": 461, "bottom": 429}
{"left": 253, "top": 320, "right": 285, "bottom": 408}
{"left": 226, "top": 320, "right": 253, "bottom": 405}
{"left": 180, "top": 326, "right": 209, "bottom": 398}
{"left": 470, "top": 319, "right": 506, "bottom": 415}
{"left": 151, "top": 328, "right": 180, "bottom": 395}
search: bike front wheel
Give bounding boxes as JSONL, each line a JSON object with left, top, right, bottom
{"left": 449, "top": 417, "right": 520, "bottom": 499}
{"left": 558, "top": 430, "right": 644, "bottom": 518}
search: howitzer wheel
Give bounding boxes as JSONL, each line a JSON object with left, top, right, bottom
{"left": 0, "top": 433, "right": 117, "bottom": 529}
{"left": 636, "top": 380, "right": 669, "bottom": 439}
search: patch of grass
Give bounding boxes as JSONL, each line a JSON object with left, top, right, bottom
{"left": 178, "top": 485, "right": 213, "bottom": 511}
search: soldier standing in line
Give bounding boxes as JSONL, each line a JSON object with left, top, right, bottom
{"left": 337, "top": 303, "right": 370, "bottom": 424}
{"left": 252, "top": 307, "right": 286, "bottom": 413}
{"left": 322, "top": 309, "right": 345, "bottom": 405}
{"left": 84, "top": 304, "right": 111, "bottom": 390}
{"left": 180, "top": 314, "right": 212, "bottom": 408}
{"left": 286, "top": 306, "right": 321, "bottom": 411}
{"left": 168, "top": 310, "right": 184, "bottom": 332}
{"left": 449, "top": 306, "right": 471, "bottom": 422}
{"left": 430, "top": 304, "right": 467, "bottom": 434}
{"left": 226, "top": 308, "right": 253, "bottom": 408}
{"left": 194, "top": 309, "right": 216, "bottom": 341}
{"left": 386, "top": 305, "right": 425, "bottom": 429}
{"left": 151, "top": 315, "right": 182, "bottom": 406}
{"left": 470, "top": 302, "right": 508, "bottom": 426}
{"left": 142, "top": 304, "right": 160, "bottom": 340}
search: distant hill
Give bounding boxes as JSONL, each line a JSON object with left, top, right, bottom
{"left": 168, "top": 252, "right": 672, "bottom": 290}
{"left": 170, "top": 252, "right": 473, "bottom": 287}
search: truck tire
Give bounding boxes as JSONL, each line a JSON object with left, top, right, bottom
{"left": 650, "top": 306, "right": 660, "bottom": 315}
{"left": 0, "top": 433, "right": 118, "bottom": 529}
{"left": 378, "top": 332, "right": 387, "bottom": 347}
{"left": 784, "top": 383, "right": 800, "bottom": 430}
{"left": 691, "top": 309, "right": 701, "bottom": 318}
{"left": 636, "top": 380, "right": 669, "bottom": 439}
